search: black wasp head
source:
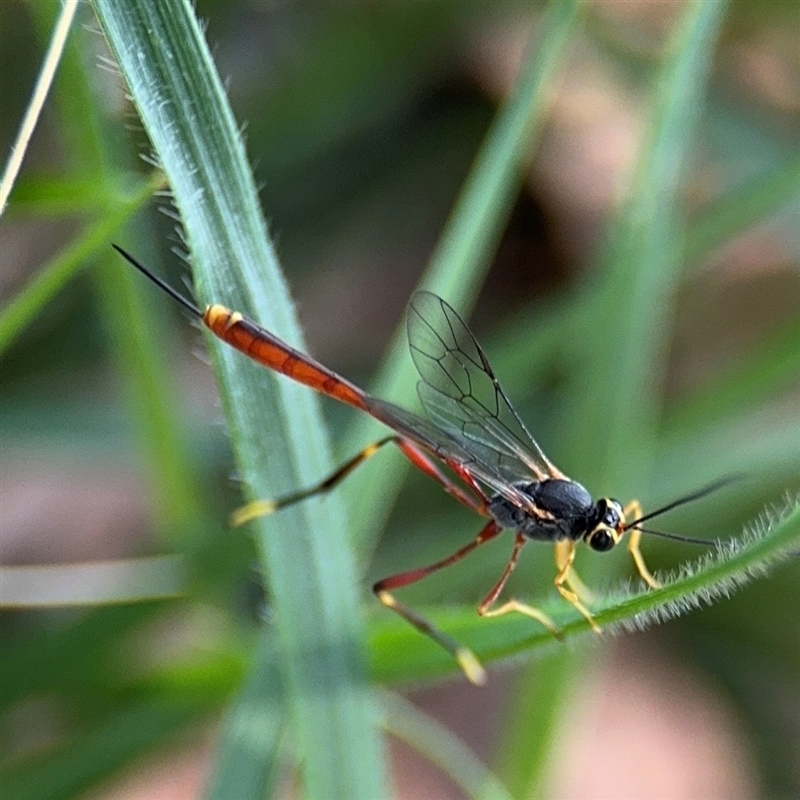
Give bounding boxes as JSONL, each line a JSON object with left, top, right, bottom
{"left": 584, "top": 498, "right": 625, "bottom": 552}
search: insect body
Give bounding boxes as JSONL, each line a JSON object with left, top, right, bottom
{"left": 114, "top": 245, "right": 720, "bottom": 685}
{"left": 488, "top": 479, "right": 622, "bottom": 548}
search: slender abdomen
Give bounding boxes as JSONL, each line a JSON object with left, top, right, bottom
{"left": 203, "top": 304, "right": 368, "bottom": 411}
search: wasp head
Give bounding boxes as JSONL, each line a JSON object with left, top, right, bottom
{"left": 584, "top": 498, "right": 626, "bottom": 552}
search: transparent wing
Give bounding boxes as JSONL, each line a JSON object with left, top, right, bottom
{"left": 406, "top": 291, "right": 564, "bottom": 484}
{"left": 364, "top": 396, "right": 537, "bottom": 510}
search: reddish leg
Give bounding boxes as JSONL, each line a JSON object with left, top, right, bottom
{"left": 396, "top": 440, "right": 489, "bottom": 515}
{"left": 373, "top": 520, "right": 503, "bottom": 685}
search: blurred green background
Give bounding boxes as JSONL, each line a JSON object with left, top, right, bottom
{"left": 1, "top": 1, "right": 798, "bottom": 799}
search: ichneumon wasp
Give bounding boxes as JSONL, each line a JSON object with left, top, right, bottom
{"left": 114, "top": 244, "right": 728, "bottom": 685}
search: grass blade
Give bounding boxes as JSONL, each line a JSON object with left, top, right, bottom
{"left": 683, "top": 151, "right": 800, "bottom": 266}
{"left": 498, "top": 1, "right": 731, "bottom": 795}
{"left": 344, "top": 0, "right": 586, "bottom": 549}
{"left": 204, "top": 634, "right": 287, "bottom": 800}
{"left": 93, "top": 2, "right": 387, "bottom": 798}
{"left": 0, "top": 173, "right": 163, "bottom": 355}
{"left": 382, "top": 692, "right": 514, "bottom": 800}
{"left": 0, "top": 0, "right": 79, "bottom": 214}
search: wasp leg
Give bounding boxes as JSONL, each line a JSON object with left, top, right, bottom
{"left": 375, "top": 591, "right": 487, "bottom": 686}
{"left": 554, "top": 540, "right": 596, "bottom": 604}
{"left": 231, "top": 435, "right": 487, "bottom": 526}
{"left": 231, "top": 436, "right": 399, "bottom": 525}
{"left": 396, "top": 440, "right": 489, "bottom": 514}
{"left": 624, "top": 500, "right": 661, "bottom": 589}
{"left": 374, "top": 520, "right": 504, "bottom": 686}
{"left": 554, "top": 541, "right": 601, "bottom": 632}
{"left": 477, "top": 533, "right": 562, "bottom": 638}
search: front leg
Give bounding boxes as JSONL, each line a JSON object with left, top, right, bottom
{"left": 624, "top": 500, "right": 661, "bottom": 589}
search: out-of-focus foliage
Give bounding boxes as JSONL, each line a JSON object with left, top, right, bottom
{"left": 1, "top": 1, "right": 798, "bottom": 798}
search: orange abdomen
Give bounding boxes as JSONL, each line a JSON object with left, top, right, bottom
{"left": 203, "top": 304, "right": 368, "bottom": 411}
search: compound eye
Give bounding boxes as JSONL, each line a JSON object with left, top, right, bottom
{"left": 602, "top": 499, "right": 622, "bottom": 527}
{"left": 588, "top": 529, "right": 615, "bottom": 552}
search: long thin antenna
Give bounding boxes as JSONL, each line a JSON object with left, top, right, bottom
{"left": 626, "top": 475, "right": 743, "bottom": 529}
{"left": 112, "top": 244, "right": 202, "bottom": 318}
{"left": 637, "top": 527, "right": 713, "bottom": 546}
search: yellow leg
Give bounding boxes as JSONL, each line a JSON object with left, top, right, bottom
{"left": 373, "top": 520, "right": 504, "bottom": 686}
{"left": 479, "top": 599, "right": 562, "bottom": 639}
{"left": 555, "top": 540, "right": 596, "bottom": 604}
{"left": 231, "top": 434, "right": 488, "bottom": 527}
{"left": 477, "top": 533, "right": 562, "bottom": 639}
{"left": 230, "top": 437, "right": 397, "bottom": 526}
{"left": 376, "top": 590, "right": 487, "bottom": 686}
{"left": 555, "top": 541, "right": 601, "bottom": 632}
{"left": 624, "top": 500, "right": 661, "bottom": 589}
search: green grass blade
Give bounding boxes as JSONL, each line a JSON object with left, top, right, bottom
{"left": 0, "top": 557, "right": 185, "bottom": 607}
{"left": 204, "top": 634, "right": 287, "bottom": 800}
{"left": 665, "top": 316, "right": 800, "bottom": 436}
{"left": 343, "top": 0, "right": 586, "bottom": 549}
{"left": 658, "top": 410, "right": 800, "bottom": 496}
{"left": 93, "top": 2, "right": 387, "bottom": 798}
{"left": 498, "top": 1, "right": 730, "bottom": 795}
{"left": 0, "top": 702, "right": 208, "bottom": 800}
{"left": 1, "top": 642, "right": 247, "bottom": 800}
{"left": 1, "top": 20, "right": 211, "bottom": 794}
{"left": 484, "top": 149, "right": 800, "bottom": 404}
{"left": 5, "top": 174, "right": 125, "bottom": 215}
{"left": 489, "top": 651, "right": 574, "bottom": 800}
{"left": 414, "top": 0, "right": 586, "bottom": 305}
{"left": 32, "top": 0, "right": 208, "bottom": 542}
{"left": 0, "top": 173, "right": 162, "bottom": 355}
{"left": 1, "top": 603, "right": 162, "bottom": 713}
{"left": 684, "top": 151, "right": 800, "bottom": 266}
{"left": 563, "top": 0, "right": 730, "bottom": 490}
{"left": 382, "top": 692, "right": 514, "bottom": 800}
{"left": 0, "top": 0, "right": 78, "bottom": 215}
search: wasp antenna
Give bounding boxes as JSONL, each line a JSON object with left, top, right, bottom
{"left": 637, "top": 527, "right": 714, "bottom": 546}
{"left": 112, "top": 244, "right": 202, "bottom": 318}
{"left": 627, "top": 474, "right": 744, "bottom": 529}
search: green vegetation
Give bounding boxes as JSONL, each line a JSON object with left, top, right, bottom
{"left": 1, "top": 1, "right": 798, "bottom": 798}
